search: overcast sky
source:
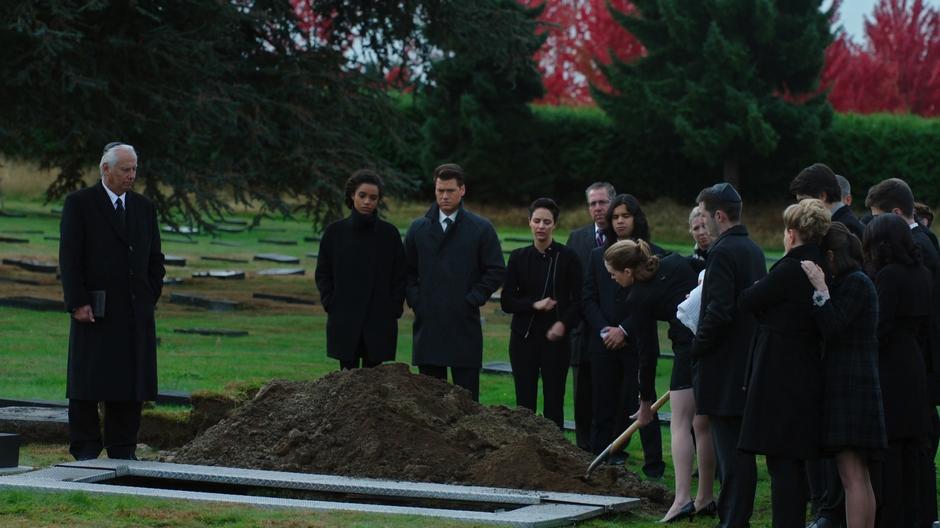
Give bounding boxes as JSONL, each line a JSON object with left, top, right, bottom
{"left": 832, "top": 0, "right": 938, "bottom": 41}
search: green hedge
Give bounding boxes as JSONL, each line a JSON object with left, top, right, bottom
{"left": 382, "top": 101, "right": 940, "bottom": 207}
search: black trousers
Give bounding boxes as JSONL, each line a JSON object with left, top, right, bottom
{"left": 339, "top": 335, "right": 382, "bottom": 370}
{"left": 508, "top": 332, "right": 570, "bottom": 428}
{"left": 418, "top": 365, "right": 479, "bottom": 402}
{"left": 871, "top": 436, "right": 921, "bottom": 528}
{"left": 590, "top": 349, "right": 664, "bottom": 474}
{"left": 806, "top": 458, "right": 845, "bottom": 523}
{"left": 710, "top": 415, "right": 756, "bottom": 528}
{"left": 68, "top": 399, "right": 142, "bottom": 460}
{"left": 919, "top": 407, "right": 939, "bottom": 526}
{"left": 570, "top": 329, "right": 593, "bottom": 451}
{"left": 766, "top": 456, "right": 809, "bottom": 528}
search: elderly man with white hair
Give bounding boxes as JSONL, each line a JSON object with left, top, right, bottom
{"left": 59, "top": 141, "right": 165, "bottom": 461}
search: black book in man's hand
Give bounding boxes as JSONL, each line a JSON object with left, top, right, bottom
{"left": 88, "top": 290, "right": 106, "bottom": 318}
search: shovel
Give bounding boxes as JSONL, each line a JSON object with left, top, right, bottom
{"left": 584, "top": 391, "right": 671, "bottom": 479}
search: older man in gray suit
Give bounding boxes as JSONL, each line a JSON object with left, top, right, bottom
{"left": 565, "top": 181, "right": 615, "bottom": 451}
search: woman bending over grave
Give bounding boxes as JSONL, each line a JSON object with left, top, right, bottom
{"left": 315, "top": 170, "right": 406, "bottom": 369}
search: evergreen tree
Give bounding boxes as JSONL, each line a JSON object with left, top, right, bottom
{"left": 596, "top": 0, "right": 834, "bottom": 190}
{"left": 418, "top": 1, "right": 549, "bottom": 201}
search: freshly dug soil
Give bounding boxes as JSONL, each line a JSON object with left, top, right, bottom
{"left": 174, "top": 363, "right": 669, "bottom": 505}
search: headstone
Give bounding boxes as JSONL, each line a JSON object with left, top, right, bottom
{"left": 254, "top": 227, "right": 287, "bottom": 233}
{"left": 305, "top": 252, "right": 318, "bottom": 259}
{"left": 50, "top": 207, "right": 63, "bottom": 215}
{"left": 214, "top": 225, "right": 245, "bottom": 233}
{"left": 173, "top": 328, "right": 249, "bottom": 337}
{"left": 169, "top": 293, "right": 238, "bottom": 311}
{"left": 43, "top": 236, "right": 59, "bottom": 241}
{"left": 192, "top": 270, "right": 245, "bottom": 280}
{"left": 481, "top": 362, "right": 513, "bottom": 375}
{"left": 259, "top": 238, "right": 297, "bottom": 246}
{"left": 0, "top": 237, "right": 28, "bottom": 244}
{"left": 164, "top": 238, "right": 198, "bottom": 245}
{"left": 303, "top": 235, "right": 322, "bottom": 242}
{"left": 163, "top": 277, "right": 184, "bottom": 286}
{"left": 162, "top": 226, "right": 199, "bottom": 235}
{"left": 254, "top": 253, "right": 300, "bottom": 264}
{"left": 217, "top": 218, "right": 248, "bottom": 226}
{"left": 201, "top": 256, "right": 249, "bottom": 264}
{"left": 0, "top": 297, "right": 65, "bottom": 312}
{"left": 164, "top": 255, "right": 187, "bottom": 267}
{"left": 1, "top": 258, "right": 57, "bottom": 274}
{"left": 155, "top": 391, "right": 191, "bottom": 406}
{"left": 0, "top": 211, "right": 25, "bottom": 218}
{"left": 0, "top": 398, "right": 67, "bottom": 409}
{"left": 2, "top": 230, "right": 42, "bottom": 234}
{"left": 252, "top": 293, "right": 316, "bottom": 305}
{"left": 256, "top": 268, "right": 304, "bottom": 276}
{"left": 210, "top": 240, "right": 239, "bottom": 247}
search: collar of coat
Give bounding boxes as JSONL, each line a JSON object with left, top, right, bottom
{"left": 424, "top": 202, "right": 464, "bottom": 224}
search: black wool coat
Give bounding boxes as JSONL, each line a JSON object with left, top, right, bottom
{"left": 501, "top": 241, "right": 583, "bottom": 339}
{"left": 875, "top": 262, "right": 932, "bottom": 440}
{"left": 737, "top": 244, "right": 825, "bottom": 459}
{"left": 315, "top": 211, "right": 406, "bottom": 363}
{"left": 565, "top": 224, "right": 599, "bottom": 365}
{"left": 691, "top": 224, "right": 767, "bottom": 417}
{"left": 404, "top": 203, "right": 505, "bottom": 368}
{"left": 810, "top": 269, "right": 886, "bottom": 452}
{"left": 831, "top": 205, "right": 865, "bottom": 241}
{"left": 624, "top": 253, "right": 698, "bottom": 402}
{"left": 912, "top": 225, "right": 940, "bottom": 404}
{"left": 59, "top": 182, "right": 165, "bottom": 401}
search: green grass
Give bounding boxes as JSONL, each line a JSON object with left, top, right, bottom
{"left": 0, "top": 196, "right": 919, "bottom": 526}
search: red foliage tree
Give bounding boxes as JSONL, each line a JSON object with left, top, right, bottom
{"left": 520, "top": 0, "right": 645, "bottom": 105}
{"left": 820, "top": 0, "right": 940, "bottom": 115}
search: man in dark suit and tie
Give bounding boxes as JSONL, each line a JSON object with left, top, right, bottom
{"left": 565, "top": 181, "right": 615, "bottom": 451}
{"left": 59, "top": 142, "right": 165, "bottom": 461}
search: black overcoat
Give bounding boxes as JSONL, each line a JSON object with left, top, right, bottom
{"left": 315, "top": 211, "right": 406, "bottom": 363}
{"left": 912, "top": 225, "right": 940, "bottom": 404}
{"left": 831, "top": 206, "right": 865, "bottom": 240}
{"left": 565, "top": 224, "right": 597, "bottom": 366}
{"left": 737, "top": 244, "right": 825, "bottom": 459}
{"left": 404, "top": 203, "right": 505, "bottom": 368}
{"left": 691, "top": 224, "right": 766, "bottom": 417}
{"left": 875, "top": 262, "right": 932, "bottom": 440}
{"left": 810, "top": 269, "right": 886, "bottom": 452}
{"left": 59, "top": 182, "right": 165, "bottom": 401}
{"left": 624, "top": 253, "right": 698, "bottom": 402}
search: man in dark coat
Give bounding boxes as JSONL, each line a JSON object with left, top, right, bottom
{"left": 790, "top": 163, "right": 865, "bottom": 240}
{"left": 565, "top": 181, "right": 615, "bottom": 451}
{"left": 404, "top": 163, "right": 505, "bottom": 401}
{"left": 315, "top": 169, "right": 406, "bottom": 369}
{"left": 692, "top": 182, "right": 766, "bottom": 528}
{"left": 59, "top": 142, "right": 165, "bottom": 461}
{"left": 865, "top": 177, "right": 940, "bottom": 527}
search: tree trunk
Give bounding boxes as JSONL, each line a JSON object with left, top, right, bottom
{"left": 723, "top": 157, "right": 740, "bottom": 190}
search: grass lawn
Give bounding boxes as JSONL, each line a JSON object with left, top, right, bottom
{"left": 0, "top": 196, "right": 926, "bottom": 526}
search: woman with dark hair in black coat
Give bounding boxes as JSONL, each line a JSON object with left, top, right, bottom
{"left": 862, "top": 213, "right": 932, "bottom": 527}
{"left": 582, "top": 193, "right": 665, "bottom": 476}
{"left": 738, "top": 199, "right": 831, "bottom": 527}
{"left": 604, "top": 239, "right": 717, "bottom": 522}
{"left": 801, "top": 222, "right": 886, "bottom": 528}
{"left": 501, "top": 198, "right": 582, "bottom": 428}
{"left": 315, "top": 170, "right": 406, "bottom": 369}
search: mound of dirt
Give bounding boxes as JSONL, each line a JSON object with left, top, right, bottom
{"left": 174, "top": 363, "right": 668, "bottom": 504}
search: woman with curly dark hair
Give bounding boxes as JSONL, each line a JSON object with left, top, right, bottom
{"left": 862, "top": 213, "right": 932, "bottom": 526}
{"left": 315, "top": 169, "right": 406, "bottom": 370}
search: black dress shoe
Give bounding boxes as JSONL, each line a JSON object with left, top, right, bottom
{"left": 662, "top": 501, "right": 695, "bottom": 523}
{"left": 694, "top": 500, "right": 717, "bottom": 516}
{"left": 806, "top": 517, "right": 839, "bottom": 528}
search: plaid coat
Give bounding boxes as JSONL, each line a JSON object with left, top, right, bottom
{"left": 812, "top": 269, "right": 887, "bottom": 451}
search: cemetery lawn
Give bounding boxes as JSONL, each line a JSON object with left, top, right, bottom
{"left": 0, "top": 196, "right": 869, "bottom": 527}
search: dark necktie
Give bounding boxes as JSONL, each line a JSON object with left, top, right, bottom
{"left": 442, "top": 217, "right": 453, "bottom": 233}
{"left": 115, "top": 197, "right": 126, "bottom": 232}
{"left": 595, "top": 230, "right": 605, "bottom": 247}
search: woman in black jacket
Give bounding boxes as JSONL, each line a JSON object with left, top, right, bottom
{"left": 604, "top": 239, "right": 717, "bottom": 522}
{"left": 862, "top": 213, "right": 932, "bottom": 527}
{"left": 314, "top": 170, "right": 406, "bottom": 370}
{"left": 738, "top": 198, "right": 831, "bottom": 527}
{"left": 501, "top": 198, "right": 582, "bottom": 428}
{"left": 800, "top": 222, "right": 885, "bottom": 528}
